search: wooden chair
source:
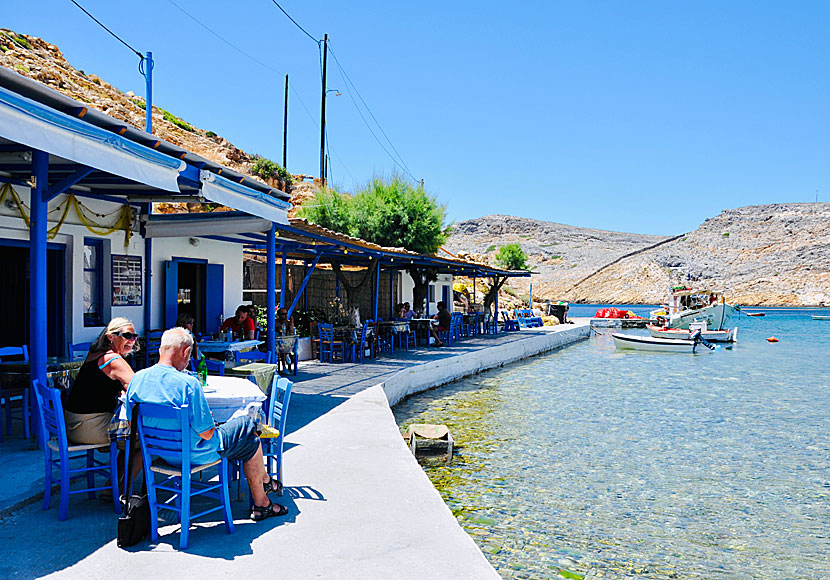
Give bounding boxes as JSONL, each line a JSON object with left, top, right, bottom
{"left": 67, "top": 341, "right": 91, "bottom": 359}
{"left": 0, "top": 345, "right": 30, "bottom": 440}
{"left": 318, "top": 323, "right": 348, "bottom": 363}
{"left": 143, "top": 329, "right": 165, "bottom": 369}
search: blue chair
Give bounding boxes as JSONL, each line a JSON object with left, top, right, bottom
{"left": 31, "top": 379, "right": 120, "bottom": 520}
{"left": 189, "top": 358, "right": 225, "bottom": 376}
{"left": 393, "top": 322, "right": 416, "bottom": 351}
{"left": 67, "top": 341, "right": 91, "bottom": 359}
{"left": 234, "top": 350, "right": 273, "bottom": 364}
{"left": 143, "top": 329, "right": 165, "bottom": 369}
{"left": 263, "top": 376, "right": 293, "bottom": 496}
{"left": 136, "top": 401, "right": 235, "bottom": 549}
{"left": 0, "top": 345, "right": 31, "bottom": 440}
{"left": 354, "top": 321, "right": 375, "bottom": 363}
{"left": 318, "top": 323, "right": 348, "bottom": 363}
{"left": 437, "top": 315, "right": 460, "bottom": 346}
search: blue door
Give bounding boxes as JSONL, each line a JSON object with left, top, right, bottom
{"left": 442, "top": 284, "right": 450, "bottom": 307}
{"left": 204, "top": 263, "right": 224, "bottom": 335}
{"left": 164, "top": 260, "right": 178, "bottom": 329}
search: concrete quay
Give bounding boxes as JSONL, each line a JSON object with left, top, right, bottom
{"left": 0, "top": 321, "right": 589, "bottom": 579}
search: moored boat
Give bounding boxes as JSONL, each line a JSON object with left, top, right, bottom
{"left": 746, "top": 312, "right": 765, "bottom": 317}
{"left": 651, "top": 287, "right": 738, "bottom": 330}
{"left": 611, "top": 333, "right": 716, "bottom": 353}
{"left": 812, "top": 315, "right": 830, "bottom": 320}
{"left": 646, "top": 324, "right": 737, "bottom": 342}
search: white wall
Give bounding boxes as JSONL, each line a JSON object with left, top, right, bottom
{"left": 399, "top": 272, "right": 454, "bottom": 315}
{"left": 0, "top": 184, "right": 244, "bottom": 347}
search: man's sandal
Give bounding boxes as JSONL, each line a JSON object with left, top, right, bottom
{"left": 263, "top": 476, "right": 281, "bottom": 495}
{"left": 250, "top": 501, "right": 288, "bottom": 521}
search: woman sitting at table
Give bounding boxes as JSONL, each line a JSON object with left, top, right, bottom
{"left": 65, "top": 317, "right": 137, "bottom": 445}
{"left": 402, "top": 302, "right": 417, "bottom": 320}
{"left": 219, "top": 305, "right": 256, "bottom": 341}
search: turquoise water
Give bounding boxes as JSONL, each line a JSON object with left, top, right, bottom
{"left": 393, "top": 309, "right": 830, "bottom": 579}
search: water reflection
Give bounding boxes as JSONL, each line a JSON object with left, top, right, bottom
{"left": 393, "top": 311, "right": 830, "bottom": 579}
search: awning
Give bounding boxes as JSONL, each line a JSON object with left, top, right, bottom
{"left": 143, "top": 212, "right": 272, "bottom": 238}
{"left": 0, "top": 85, "right": 185, "bottom": 192}
{"left": 200, "top": 170, "right": 291, "bottom": 225}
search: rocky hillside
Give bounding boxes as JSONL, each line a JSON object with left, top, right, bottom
{"left": 448, "top": 204, "right": 830, "bottom": 307}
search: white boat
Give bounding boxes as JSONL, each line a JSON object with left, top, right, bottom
{"left": 812, "top": 315, "right": 830, "bottom": 320}
{"left": 650, "top": 287, "right": 738, "bottom": 330}
{"left": 646, "top": 324, "right": 737, "bottom": 342}
{"left": 612, "top": 333, "right": 716, "bottom": 353}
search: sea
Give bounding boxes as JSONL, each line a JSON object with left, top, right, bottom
{"left": 393, "top": 306, "right": 830, "bottom": 579}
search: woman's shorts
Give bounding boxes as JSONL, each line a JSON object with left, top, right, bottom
{"left": 217, "top": 415, "right": 260, "bottom": 463}
{"left": 64, "top": 410, "right": 111, "bottom": 445}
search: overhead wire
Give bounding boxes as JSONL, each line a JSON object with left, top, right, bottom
{"left": 267, "top": 0, "right": 321, "bottom": 45}
{"left": 328, "top": 43, "right": 418, "bottom": 182}
{"left": 68, "top": 0, "right": 143, "bottom": 59}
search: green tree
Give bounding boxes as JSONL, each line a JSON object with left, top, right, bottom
{"left": 297, "top": 186, "right": 353, "bottom": 234}
{"left": 495, "top": 243, "right": 529, "bottom": 270}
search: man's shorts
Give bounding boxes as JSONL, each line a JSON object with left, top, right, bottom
{"left": 217, "top": 415, "right": 260, "bottom": 463}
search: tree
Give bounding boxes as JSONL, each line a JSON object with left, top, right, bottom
{"left": 495, "top": 243, "right": 529, "bottom": 271}
{"left": 298, "top": 174, "right": 452, "bottom": 314}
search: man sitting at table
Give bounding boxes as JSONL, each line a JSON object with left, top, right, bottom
{"left": 428, "top": 301, "right": 452, "bottom": 347}
{"left": 219, "top": 305, "right": 256, "bottom": 340}
{"left": 126, "top": 327, "right": 288, "bottom": 521}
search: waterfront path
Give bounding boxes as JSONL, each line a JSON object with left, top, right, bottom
{"left": 0, "top": 321, "right": 589, "bottom": 579}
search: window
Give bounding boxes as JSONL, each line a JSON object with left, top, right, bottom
{"left": 428, "top": 284, "right": 435, "bottom": 303}
{"left": 83, "top": 239, "right": 103, "bottom": 327}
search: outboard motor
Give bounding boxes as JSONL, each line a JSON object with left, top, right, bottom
{"left": 689, "top": 328, "right": 716, "bottom": 352}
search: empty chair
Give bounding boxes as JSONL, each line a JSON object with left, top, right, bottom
{"left": 234, "top": 350, "right": 273, "bottom": 364}
{"left": 318, "top": 323, "right": 348, "bottom": 363}
{"left": 354, "top": 321, "right": 375, "bottom": 363}
{"left": 136, "top": 400, "right": 235, "bottom": 549}
{"left": 67, "top": 341, "right": 91, "bottom": 359}
{"left": 0, "top": 345, "right": 31, "bottom": 440}
{"left": 31, "top": 379, "right": 120, "bottom": 520}
{"left": 143, "top": 329, "right": 165, "bottom": 369}
{"left": 262, "top": 376, "right": 293, "bottom": 496}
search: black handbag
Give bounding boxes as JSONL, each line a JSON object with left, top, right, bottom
{"left": 117, "top": 403, "right": 150, "bottom": 548}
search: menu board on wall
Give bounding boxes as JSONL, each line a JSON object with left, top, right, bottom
{"left": 112, "top": 255, "right": 142, "bottom": 306}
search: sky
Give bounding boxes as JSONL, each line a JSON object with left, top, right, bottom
{"left": 4, "top": 1, "right": 829, "bottom": 235}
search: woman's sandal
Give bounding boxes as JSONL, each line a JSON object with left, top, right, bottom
{"left": 250, "top": 501, "right": 289, "bottom": 521}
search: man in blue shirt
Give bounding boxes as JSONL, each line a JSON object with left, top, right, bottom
{"left": 126, "top": 327, "right": 287, "bottom": 521}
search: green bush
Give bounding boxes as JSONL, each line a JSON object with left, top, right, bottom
{"left": 205, "top": 130, "right": 217, "bottom": 138}
{"left": 251, "top": 155, "right": 292, "bottom": 185}
{"left": 159, "top": 108, "right": 195, "bottom": 132}
{"left": 485, "top": 245, "right": 496, "bottom": 253}
{"left": 722, "top": 232, "right": 730, "bottom": 237}
{"left": 495, "top": 243, "right": 529, "bottom": 271}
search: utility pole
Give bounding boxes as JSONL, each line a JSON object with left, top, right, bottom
{"left": 283, "top": 74, "right": 289, "bottom": 169}
{"left": 143, "top": 51, "right": 153, "bottom": 133}
{"left": 319, "top": 33, "right": 328, "bottom": 186}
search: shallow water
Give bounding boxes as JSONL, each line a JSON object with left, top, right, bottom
{"left": 393, "top": 309, "right": 830, "bottom": 579}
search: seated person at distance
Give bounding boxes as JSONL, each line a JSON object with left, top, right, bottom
{"left": 219, "top": 305, "right": 256, "bottom": 340}
{"left": 401, "top": 302, "right": 417, "bottom": 320}
{"left": 126, "top": 327, "right": 287, "bottom": 521}
{"left": 429, "top": 301, "right": 452, "bottom": 347}
{"left": 175, "top": 311, "right": 199, "bottom": 359}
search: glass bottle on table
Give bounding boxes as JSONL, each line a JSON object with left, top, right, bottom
{"left": 198, "top": 354, "right": 208, "bottom": 387}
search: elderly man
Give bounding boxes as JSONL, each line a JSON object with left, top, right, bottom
{"left": 126, "top": 327, "right": 287, "bottom": 521}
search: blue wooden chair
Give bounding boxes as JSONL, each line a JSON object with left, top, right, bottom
{"left": 354, "top": 321, "right": 375, "bottom": 363}
{"left": 437, "top": 315, "right": 461, "bottom": 346}
{"left": 394, "top": 322, "right": 416, "bottom": 351}
{"left": 67, "top": 341, "right": 91, "bottom": 359}
{"left": 263, "top": 376, "right": 293, "bottom": 496}
{"left": 143, "top": 329, "right": 165, "bottom": 369}
{"left": 318, "top": 323, "right": 348, "bottom": 363}
{"left": 189, "top": 358, "right": 225, "bottom": 376}
{"left": 0, "top": 345, "right": 31, "bottom": 440}
{"left": 31, "top": 379, "right": 120, "bottom": 520}
{"left": 136, "top": 400, "right": 235, "bottom": 549}
{"left": 234, "top": 350, "right": 273, "bottom": 364}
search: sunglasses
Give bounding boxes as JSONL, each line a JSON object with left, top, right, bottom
{"left": 116, "top": 331, "right": 139, "bottom": 340}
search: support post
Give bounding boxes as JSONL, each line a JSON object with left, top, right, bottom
{"left": 280, "top": 250, "right": 287, "bottom": 309}
{"left": 144, "top": 52, "right": 153, "bottom": 133}
{"left": 287, "top": 254, "right": 320, "bottom": 318}
{"left": 389, "top": 271, "right": 394, "bottom": 319}
{"left": 283, "top": 74, "right": 289, "bottom": 169}
{"left": 494, "top": 277, "right": 500, "bottom": 332}
{"left": 267, "top": 224, "right": 276, "bottom": 359}
{"left": 29, "top": 150, "right": 48, "bottom": 420}
{"left": 143, "top": 204, "right": 153, "bottom": 336}
{"left": 319, "top": 33, "right": 328, "bottom": 186}
{"left": 373, "top": 262, "right": 380, "bottom": 322}
{"left": 303, "top": 260, "right": 308, "bottom": 311}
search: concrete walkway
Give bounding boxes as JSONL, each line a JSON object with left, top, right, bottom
{"left": 0, "top": 322, "right": 589, "bottom": 580}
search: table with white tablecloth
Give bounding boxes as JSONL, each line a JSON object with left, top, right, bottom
{"left": 203, "top": 375, "right": 267, "bottom": 423}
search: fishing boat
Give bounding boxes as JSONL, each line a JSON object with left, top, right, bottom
{"left": 812, "top": 315, "right": 830, "bottom": 321}
{"left": 746, "top": 312, "right": 765, "bottom": 317}
{"left": 646, "top": 324, "right": 737, "bottom": 342}
{"left": 612, "top": 332, "right": 715, "bottom": 353}
{"left": 650, "top": 287, "right": 738, "bottom": 330}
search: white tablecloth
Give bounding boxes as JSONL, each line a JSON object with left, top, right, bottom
{"left": 204, "top": 375, "right": 267, "bottom": 423}
{"left": 198, "top": 339, "right": 264, "bottom": 353}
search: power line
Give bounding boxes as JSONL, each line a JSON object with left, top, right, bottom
{"left": 68, "top": 0, "right": 143, "bottom": 59}
{"left": 327, "top": 43, "right": 417, "bottom": 182}
{"left": 267, "top": 0, "right": 320, "bottom": 45}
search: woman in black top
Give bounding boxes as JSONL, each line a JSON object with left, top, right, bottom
{"left": 65, "top": 318, "right": 138, "bottom": 445}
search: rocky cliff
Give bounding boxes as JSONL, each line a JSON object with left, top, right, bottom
{"left": 447, "top": 204, "right": 830, "bottom": 307}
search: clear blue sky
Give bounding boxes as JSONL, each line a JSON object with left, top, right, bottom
{"left": 5, "top": 1, "right": 829, "bottom": 235}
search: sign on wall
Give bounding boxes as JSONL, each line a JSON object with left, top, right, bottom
{"left": 112, "top": 255, "right": 142, "bottom": 306}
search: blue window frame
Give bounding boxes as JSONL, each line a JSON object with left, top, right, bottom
{"left": 83, "top": 238, "right": 104, "bottom": 327}
{"left": 428, "top": 284, "right": 435, "bottom": 303}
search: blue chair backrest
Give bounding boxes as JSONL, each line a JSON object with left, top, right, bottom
{"left": 268, "top": 376, "right": 293, "bottom": 434}
{"left": 0, "top": 345, "right": 29, "bottom": 362}
{"left": 68, "top": 341, "right": 91, "bottom": 359}
{"left": 234, "top": 350, "right": 272, "bottom": 364}
{"left": 189, "top": 358, "right": 225, "bottom": 375}
{"left": 358, "top": 321, "right": 370, "bottom": 347}
{"left": 136, "top": 401, "right": 191, "bottom": 470}
{"left": 318, "top": 323, "right": 334, "bottom": 342}
{"left": 32, "top": 379, "right": 67, "bottom": 448}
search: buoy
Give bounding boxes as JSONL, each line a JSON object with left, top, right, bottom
{"left": 767, "top": 336, "right": 779, "bottom": 342}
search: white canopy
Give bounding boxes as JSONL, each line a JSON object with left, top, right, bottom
{"left": 200, "top": 170, "right": 290, "bottom": 225}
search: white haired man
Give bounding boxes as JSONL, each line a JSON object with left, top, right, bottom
{"left": 126, "top": 327, "right": 287, "bottom": 521}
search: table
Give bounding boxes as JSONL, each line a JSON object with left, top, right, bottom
{"left": 198, "top": 339, "right": 264, "bottom": 361}
{"left": 225, "top": 362, "right": 278, "bottom": 394}
{"left": 203, "top": 375, "right": 267, "bottom": 424}
{"left": 276, "top": 335, "right": 299, "bottom": 375}
{"left": 409, "top": 318, "right": 437, "bottom": 346}
{"left": 376, "top": 321, "right": 411, "bottom": 350}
